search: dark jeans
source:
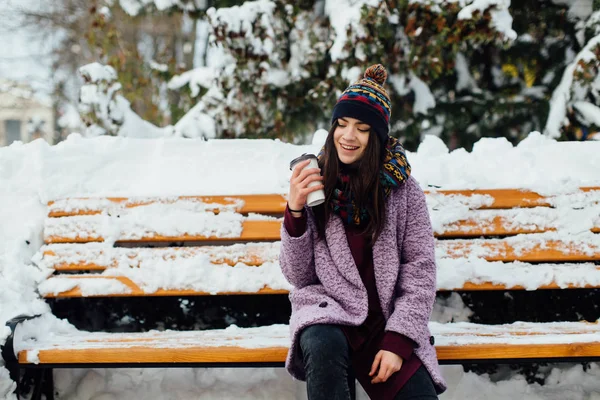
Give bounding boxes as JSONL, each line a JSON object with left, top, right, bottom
{"left": 299, "top": 324, "right": 438, "bottom": 400}
{"left": 393, "top": 365, "right": 438, "bottom": 400}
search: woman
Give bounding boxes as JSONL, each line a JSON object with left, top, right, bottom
{"left": 280, "top": 64, "right": 446, "bottom": 399}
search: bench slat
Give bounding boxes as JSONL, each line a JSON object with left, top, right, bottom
{"left": 48, "top": 195, "right": 289, "bottom": 217}
{"left": 438, "top": 237, "right": 600, "bottom": 262}
{"left": 40, "top": 273, "right": 600, "bottom": 298}
{"left": 19, "top": 346, "right": 290, "bottom": 364}
{"left": 39, "top": 246, "right": 600, "bottom": 297}
{"left": 42, "top": 243, "right": 279, "bottom": 271}
{"left": 434, "top": 213, "right": 600, "bottom": 237}
{"left": 18, "top": 343, "right": 600, "bottom": 364}
{"left": 429, "top": 187, "right": 600, "bottom": 209}
{"left": 41, "top": 276, "right": 288, "bottom": 298}
{"left": 45, "top": 220, "right": 283, "bottom": 244}
{"left": 42, "top": 235, "right": 600, "bottom": 274}
{"left": 16, "top": 321, "right": 600, "bottom": 364}
{"left": 46, "top": 188, "right": 600, "bottom": 217}
{"left": 42, "top": 213, "right": 600, "bottom": 244}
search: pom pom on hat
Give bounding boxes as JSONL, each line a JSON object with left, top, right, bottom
{"left": 331, "top": 64, "right": 392, "bottom": 144}
{"left": 364, "top": 64, "right": 388, "bottom": 86}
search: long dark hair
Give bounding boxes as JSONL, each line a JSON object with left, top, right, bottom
{"left": 313, "top": 121, "right": 386, "bottom": 244}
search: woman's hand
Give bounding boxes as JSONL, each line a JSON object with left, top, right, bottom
{"left": 288, "top": 159, "right": 324, "bottom": 211}
{"left": 369, "top": 350, "right": 403, "bottom": 384}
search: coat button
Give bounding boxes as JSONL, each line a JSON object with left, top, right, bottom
{"left": 319, "top": 301, "right": 328, "bottom": 308}
{"left": 430, "top": 336, "right": 435, "bottom": 345}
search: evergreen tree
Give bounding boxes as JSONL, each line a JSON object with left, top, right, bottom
{"left": 78, "top": 0, "right": 600, "bottom": 148}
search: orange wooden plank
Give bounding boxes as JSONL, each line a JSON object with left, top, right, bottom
{"left": 427, "top": 187, "right": 600, "bottom": 209}
{"left": 455, "top": 280, "right": 600, "bottom": 291}
{"left": 48, "top": 195, "right": 288, "bottom": 217}
{"left": 46, "top": 235, "right": 600, "bottom": 276}
{"left": 18, "top": 346, "right": 289, "bottom": 364}
{"left": 41, "top": 275, "right": 600, "bottom": 298}
{"left": 46, "top": 187, "right": 600, "bottom": 218}
{"left": 42, "top": 276, "right": 288, "bottom": 298}
{"left": 440, "top": 215, "right": 553, "bottom": 237}
{"left": 440, "top": 239, "right": 600, "bottom": 262}
{"left": 44, "top": 220, "right": 283, "bottom": 244}
{"left": 17, "top": 342, "right": 600, "bottom": 365}
{"left": 44, "top": 245, "right": 273, "bottom": 271}
{"left": 435, "top": 342, "right": 600, "bottom": 361}
{"left": 44, "top": 217, "right": 600, "bottom": 244}
{"left": 442, "top": 216, "right": 600, "bottom": 237}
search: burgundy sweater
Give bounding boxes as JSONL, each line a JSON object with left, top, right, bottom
{"left": 284, "top": 205, "right": 422, "bottom": 398}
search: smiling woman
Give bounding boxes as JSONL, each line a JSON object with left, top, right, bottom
{"left": 334, "top": 117, "right": 371, "bottom": 164}
{"left": 280, "top": 64, "right": 442, "bottom": 400}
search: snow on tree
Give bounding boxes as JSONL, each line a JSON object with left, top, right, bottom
{"left": 79, "top": 62, "right": 222, "bottom": 138}
{"left": 545, "top": 0, "right": 600, "bottom": 141}
{"left": 82, "top": 0, "right": 525, "bottom": 148}
{"left": 79, "top": 62, "right": 171, "bottom": 137}
{"left": 116, "top": 0, "right": 207, "bottom": 16}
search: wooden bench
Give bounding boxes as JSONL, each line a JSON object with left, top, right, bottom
{"left": 3, "top": 187, "right": 600, "bottom": 399}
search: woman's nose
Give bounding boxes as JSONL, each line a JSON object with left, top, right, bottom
{"left": 342, "top": 127, "right": 358, "bottom": 140}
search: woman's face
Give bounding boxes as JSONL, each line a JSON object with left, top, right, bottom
{"left": 333, "top": 117, "right": 371, "bottom": 165}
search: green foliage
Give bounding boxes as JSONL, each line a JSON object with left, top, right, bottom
{"left": 81, "top": 0, "right": 596, "bottom": 146}
{"left": 194, "top": 0, "right": 518, "bottom": 146}
{"left": 395, "top": 0, "right": 581, "bottom": 150}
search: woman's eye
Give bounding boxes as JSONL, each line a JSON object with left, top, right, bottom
{"left": 358, "top": 128, "right": 369, "bottom": 133}
{"left": 338, "top": 125, "right": 347, "bottom": 128}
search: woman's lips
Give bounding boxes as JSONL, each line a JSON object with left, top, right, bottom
{"left": 340, "top": 143, "right": 359, "bottom": 151}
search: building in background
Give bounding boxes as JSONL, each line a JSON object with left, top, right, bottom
{"left": 0, "top": 80, "right": 54, "bottom": 146}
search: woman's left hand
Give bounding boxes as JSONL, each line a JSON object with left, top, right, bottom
{"left": 369, "top": 350, "right": 403, "bottom": 384}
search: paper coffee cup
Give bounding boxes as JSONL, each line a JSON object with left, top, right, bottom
{"left": 289, "top": 153, "right": 326, "bottom": 207}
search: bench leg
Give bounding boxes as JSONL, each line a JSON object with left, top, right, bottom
{"left": 1, "top": 314, "right": 43, "bottom": 399}
{"left": 30, "top": 368, "right": 54, "bottom": 400}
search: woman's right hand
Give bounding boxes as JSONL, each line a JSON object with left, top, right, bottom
{"left": 288, "top": 159, "right": 324, "bottom": 211}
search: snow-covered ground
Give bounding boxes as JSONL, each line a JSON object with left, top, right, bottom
{"left": 2, "top": 132, "right": 600, "bottom": 399}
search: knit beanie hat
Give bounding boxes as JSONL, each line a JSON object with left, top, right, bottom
{"left": 331, "top": 64, "right": 392, "bottom": 144}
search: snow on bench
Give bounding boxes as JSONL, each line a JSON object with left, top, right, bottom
{"left": 6, "top": 185, "right": 596, "bottom": 372}
{"left": 44, "top": 190, "right": 600, "bottom": 242}
{"left": 37, "top": 238, "right": 600, "bottom": 297}
{"left": 35, "top": 188, "right": 600, "bottom": 297}
{"left": 13, "top": 318, "right": 600, "bottom": 366}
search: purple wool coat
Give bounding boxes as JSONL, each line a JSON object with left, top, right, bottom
{"left": 279, "top": 176, "right": 447, "bottom": 394}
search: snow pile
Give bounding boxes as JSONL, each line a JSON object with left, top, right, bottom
{"left": 34, "top": 363, "right": 600, "bottom": 399}
{"left": 441, "top": 363, "right": 600, "bottom": 400}
{"left": 0, "top": 153, "right": 56, "bottom": 400}
{"left": 8, "top": 131, "right": 597, "bottom": 201}
{"left": 410, "top": 132, "right": 600, "bottom": 191}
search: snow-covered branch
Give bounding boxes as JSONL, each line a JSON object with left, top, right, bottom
{"left": 79, "top": 62, "right": 222, "bottom": 139}
{"left": 545, "top": 34, "right": 600, "bottom": 139}
{"left": 78, "top": 63, "right": 172, "bottom": 138}
{"left": 117, "top": 0, "right": 205, "bottom": 16}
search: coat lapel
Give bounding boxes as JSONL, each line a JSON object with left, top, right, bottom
{"left": 372, "top": 192, "right": 401, "bottom": 320}
{"left": 323, "top": 214, "right": 365, "bottom": 289}
{"left": 322, "top": 190, "right": 403, "bottom": 319}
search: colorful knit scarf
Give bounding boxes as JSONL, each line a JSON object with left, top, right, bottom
{"left": 318, "top": 137, "right": 411, "bottom": 226}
